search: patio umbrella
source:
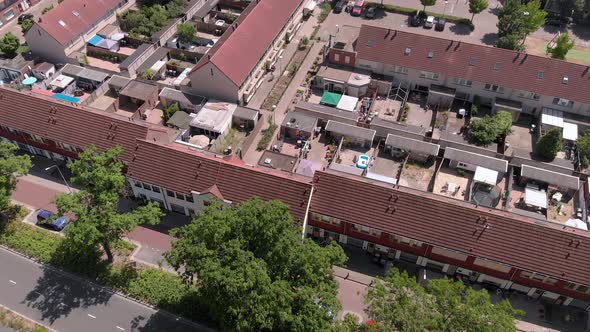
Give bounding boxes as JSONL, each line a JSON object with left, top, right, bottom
{"left": 22, "top": 77, "right": 37, "bottom": 85}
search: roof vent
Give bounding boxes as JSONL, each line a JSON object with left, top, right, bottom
{"left": 72, "top": 10, "right": 80, "bottom": 17}
{"left": 563, "top": 76, "right": 569, "bottom": 84}
{"left": 58, "top": 20, "right": 66, "bottom": 27}
{"left": 536, "top": 71, "right": 544, "bottom": 79}
{"left": 404, "top": 47, "right": 411, "bottom": 56}
{"left": 427, "top": 51, "right": 434, "bottom": 59}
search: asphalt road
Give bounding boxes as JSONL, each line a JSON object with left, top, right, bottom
{"left": 0, "top": 247, "right": 211, "bottom": 332}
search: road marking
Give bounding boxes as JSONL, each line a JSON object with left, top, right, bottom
{"left": 8, "top": 280, "right": 16, "bottom": 284}
{"left": 87, "top": 314, "right": 96, "bottom": 319}
{"left": 116, "top": 326, "right": 125, "bottom": 331}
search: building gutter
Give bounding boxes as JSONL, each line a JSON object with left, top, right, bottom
{"left": 301, "top": 186, "right": 315, "bottom": 240}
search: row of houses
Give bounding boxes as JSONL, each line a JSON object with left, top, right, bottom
{"left": 2, "top": 86, "right": 590, "bottom": 309}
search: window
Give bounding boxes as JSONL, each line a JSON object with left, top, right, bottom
{"left": 518, "top": 90, "right": 540, "bottom": 100}
{"left": 351, "top": 224, "right": 381, "bottom": 237}
{"left": 473, "top": 258, "right": 511, "bottom": 273}
{"left": 519, "top": 271, "right": 534, "bottom": 279}
{"left": 344, "top": 56, "right": 350, "bottom": 64}
{"left": 389, "top": 234, "right": 422, "bottom": 247}
{"left": 430, "top": 247, "right": 468, "bottom": 261}
{"left": 30, "top": 134, "right": 47, "bottom": 144}
{"left": 176, "top": 193, "right": 185, "bottom": 201}
{"left": 4, "top": 10, "right": 14, "bottom": 21}
{"left": 452, "top": 77, "right": 472, "bottom": 87}
{"left": 393, "top": 65, "right": 408, "bottom": 74}
{"left": 484, "top": 83, "right": 504, "bottom": 93}
{"left": 186, "top": 195, "right": 194, "bottom": 203}
{"left": 167, "top": 190, "right": 175, "bottom": 197}
{"left": 314, "top": 214, "right": 341, "bottom": 226}
{"left": 334, "top": 53, "right": 340, "bottom": 62}
{"left": 493, "top": 62, "right": 502, "bottom": 71}
{"left": 565, "top": 282, "right": 577, "bottom": 290}
{"left": 468, "top": 56, "right": 476, "bottom": 66}
{"left": 143, "top": 184, "right": 152, "bottom": 191}
{"left": 134, "top": 181, "right": 143, "bottom": 189}
{"left": 519, "top": 271, "right": 559, "bottom": 285}
{"left": 152, "top": 186, "right": 161, "bottom": 193}
{"left": 404, "top": 47, "right": 411, "bottom": 55}
{"left": 419, "top": 71, "right": 439, "bottom": 80}
{"left": 536, "top": 71, "right": 544, "bottom": 79}
{"left": 577, "top": 285, "right": 589, "bottom": 293}
{"left": 553, "top": 97, "right": 574, "bottom": 108}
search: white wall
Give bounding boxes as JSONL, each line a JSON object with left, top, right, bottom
{"left": 189, "top": 62, "right": 239, "bottom": 103}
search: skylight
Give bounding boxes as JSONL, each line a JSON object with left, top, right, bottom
{"left": 563, "top": 76, "right": 569, "bottom": 84}
{"left": 536, "top": 71, "right": 544, "bottom": 79}
{"left": 404, "top": 47, "right": 411, "bottom": 56}
{"left": 427, "top": 51, "right": 434, "bottom": 59}
{"left": 58, "top": 20, "right": 66, "bottom": 27}
{"left": 468, "top": 56, "right": 476, "bottom": 66}
{"left": 72, "top": 11, "right": 79, "bottom": 17}
{"left": 493, "top": 62, "right": 502, "bottom": 71}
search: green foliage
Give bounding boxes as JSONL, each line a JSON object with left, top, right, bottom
{"left": 576, "top": 132, "right": 590, "bottom": 169}
{"left": 139, "top": 69, "right": 156, "bottom": 80}
{"left": 165, "top": 198, "right": 347, "bottom": 332}
{"left": 468, "top": 111, "right": 513, "bottom": 145}
{"left": 119, "top": 0, "right": 186, "bottom": 38}
{"left": 319, "top": 3, "right": 332, "bottom": 23}
{"left": 176, "top": 22, "right": 196, "bottom": 44}
{"left": 166, "top": 0, "right": 186, "bottom": 18}
{"left": 536, "top": 127, "right": 562, "bottom": 160}
{"left": 41, "top": 5, "right": 53, "bottom": 14}
{"left": 471, "top": 95, "right": 480, "bottom": 116}
{"left": 0, "top": 142, "right": 31, "bottom": 212}
{"left": 0, "top": 219, "right": 61, "bottom": 263}
{"left": 469, "top": 0, "right": 488, "bottom": 23}
{"left": 54, "top": 146, "right": 163, "bottom": 263}
{"left": 162, "top": 102, "right": 180, "bottom": 123}
{"left": 548, "top": 32, "right": 575, "bottom": 59}
{"left": 421, "top": 0, "right": 436, "bottom": 12}
{"left": 257, "top": 120, "right": 278, "bottom": 151}
{"left": 496, "top": 0, "right": 546, "bottom": 50}
{"left": 0, "top": 33, "right": 21, "bottom": 58}
{"left": 298, "top": 36, "right": 310, "bottom": 50}
{"left": 21, "top": 19, "right": 34, "bottom": 34}
{"left": 366, "top": 268, "right": 523, "bottom": 332}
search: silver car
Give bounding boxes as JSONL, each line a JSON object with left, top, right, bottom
{"left": 424, "top": 15, "right": 435, "bottom": 29}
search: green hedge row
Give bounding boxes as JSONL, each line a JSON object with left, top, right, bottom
{"left": 365, "top": 1, "right": 474, "bottom": 27}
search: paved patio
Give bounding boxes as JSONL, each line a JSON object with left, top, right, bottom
{"left": 433, "top": 167, "right": 471, "bottom": 201}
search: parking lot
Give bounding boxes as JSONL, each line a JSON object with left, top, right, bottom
{"left": 322, "top": 2, "right": 500, "bottom": 47}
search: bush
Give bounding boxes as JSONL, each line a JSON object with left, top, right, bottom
{"left": 0, "top": 220, "right": 62, "bottom": 263}
{"left": 41, "top": 5, "right": 53, "bottom": 14}
{"left": 536, "top": 127, "right": 562, "bottom": 160}
{"left": 468, "top": 111, "right": 513, "bottom": 145}
{"left": 256, "top": 117, "right": 278, "bottom": 151}
{"left": 318, "top": 3, "right": 332, "bottom": 23}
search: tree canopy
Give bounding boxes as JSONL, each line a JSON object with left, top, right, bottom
{"left": 576, "top": 132, "right": 590, "bottom": 169}
{"left": 496, "top": 0, "right": 546, "bottom": 50}
{"left": 0, "top": 33, "right": 20, "bottom": 58}
{"left": 469, "top": 0, "right": 489, "bottom": 23}
{"left": 165, "top": 198, "right": 347, "bottom": 332}
{"left": 548, "top": 32, "right": 575, "bottom": 60}
{"left": 0, "top": 142, "right": 31, "bottom": 212}
{"left": 365, "top": 269, "right": 523, "bottom": 332}
{"left": 176, "top": 22, "right": 196, "bottom": 44}
{"left": 468, "top": 111, "right": 513, "bottom": 145}
{"left": 536, "top": 127, "right": 562, "bottom": 161}
{"left": 54, "top": 146, "right": 162, "bottom": 263}
{"left": 420, "top": 0, "right": 436, "bottom": 12}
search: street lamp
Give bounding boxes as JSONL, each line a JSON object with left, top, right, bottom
{"left": 45, "top": 164, "right": 72, "bottom": 193}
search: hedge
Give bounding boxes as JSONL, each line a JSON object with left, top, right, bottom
{"left": 366, "top": 1, "right": 473, "bottom": 28}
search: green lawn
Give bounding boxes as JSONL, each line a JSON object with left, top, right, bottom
{"left": 538, "top": 42, "right": 590, "bottom": 63}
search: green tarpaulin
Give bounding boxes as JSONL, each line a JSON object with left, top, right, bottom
{"left": 320, "top": 91, "right": 342, "bottom": 107}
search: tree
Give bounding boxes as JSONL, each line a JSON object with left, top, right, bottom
{"left": 496, "top": 0, "right": 527, "bottom": 50}
{"left": 468, "top": 111, "right": 513, "bottom": 145}
{"left": 536, "top": 127, "right": 562, "bottom": 160}
{"left": 522, "top": 0, "right": 547, "bottom": 43}
{"left": 176, "top": 22, "right": 196, "bottom": 44}
{"left": 54, "top": 146, "right": 162, "bottom": 263}
{"left": 420, "top": 0, "right": 436, "bottom": 13}
{"left": 365, "top": 268, "right": 523, "bottom": 332}
{"left": 161, "top": 102, "right": 179, "bottom": 122}
{"left": 0, "top": 33, "right": 20, "bottom": 58}
{"left": 21, "top": 19, "right": 33, "bottom": 34}
{"left": 496, "top": 34, "right": 525, "bottom": 51}
{"left": 0, "top": 142, "right": 31, "bottom": 212}
{"left": 166, "top": 0, "right": 186, "bottom": 18}
{"left": 576, "top": 132, "right": 590, "bottom": 168}
{"left": 469, "top": 0, "right": 489, "bottom": 23}
{"left": 165, "top": 198, "right": 347, "bottom": 332}
{"left": 548, "top": 32, "right": 575, "bottom": 59}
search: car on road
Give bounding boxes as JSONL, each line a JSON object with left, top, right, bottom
{"left": 435, "top": 18, "right": 446, "bottom": 31}
{"left": 365, "top": 7, "right": 376, "bottom": 19}
{"left": 333, "top": 0, "right": 345, "bottom": 13}
{"left": 18, "top": 13, "right": 33, "bottom": 24}
{"left": 424, "top": 15, "right": 435, "bottom": 29}
{"left": 410, "top": 14, "right": 423, "bottom": 27}
{"left": 36, "top": 209, "right": 69, "bottom": 231}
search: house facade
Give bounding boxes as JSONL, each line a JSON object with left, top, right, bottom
{"left": 0, "top": 0, "right": 39, "bottom": 27}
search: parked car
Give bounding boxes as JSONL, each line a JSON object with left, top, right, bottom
{"left": 365, "top": 7, "right": 376, "bottom": 19}
{"left": 435, "top": 18, "right": 446, "bottom": 31}
{"left": 351, "top": 0, "right": 364, "bottom": 16}
{"left": 18, "top": 13, "right": 33, "bottom": 24}
{"left": 410, "top": 14, "right": 423, "bottom": 27}
{"left": 333, "top": 0, "right": 345, "bottom": 13}
{"left": 36, "top": 209, "right": 69, "bottom": 231}
{"left": 424, "top": 15, "right": 435, "bottom": 28}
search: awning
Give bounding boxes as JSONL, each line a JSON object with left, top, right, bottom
{"left": 96, "top": 38, "right": 119, "bottom": 51}
{"left": 563, "top": 122, "right": 578, "bottom": 141}
{"left": 88, "top": 34, "right": 104, "bottom": 46}
{"left": 566, "top": 218, "right": 588, "bottom": 231}
{"left": 320, "top": 91, "right": 342, "bottom": 107}
{"left": 474, "top": 166, "right": 498, "bottom": 186}
{"left": 366, "top": 171, "right": 398, "bottom": 184}
{"left": 525, "top": 187, "right": 547, "bottom": 209}
{"left": 49, "top": 74, "right": 74, "bottom": 89}
{"left": 541, "top": 108, "right": 564, "bottom": 128}
{"left": 336, "top": 95, "right": 358, "bottom": 112}
{"left": 111, "top": 33, "right": 126, "bottom": 41}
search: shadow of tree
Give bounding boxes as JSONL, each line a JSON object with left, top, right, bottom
{"left": 481, "top": 32, "right": 498, "bottom": 46}
{"left": 570, "top": 23, "right": 590, "bottom": 42}
{"left": 129, "top": 310, "right": 215, "bottom": 332}
{"left": 449, "top": 23, "right": 472, "bottom": 36}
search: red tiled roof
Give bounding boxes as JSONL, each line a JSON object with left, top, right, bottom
{"left": 127, "top": 140, "right": 312, "bottom": 220}
{"left": 35, "top": 0, "right": 123, "bottom": 45}
{"left": 191, "top": 0, "right": 303, "bottom": 86}
{"left": 311, "top": 170, "right": 590, "bottom": 286}
{"left": 203, "top": 184, "right": 225, "bottom": 200}
{"left": 356, "top": 25, "right": 590, "bottom": 105}
{"left": 0, "top": 88, "right": 150, "bottom": 162}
